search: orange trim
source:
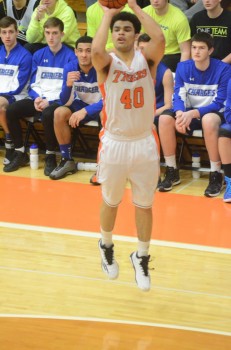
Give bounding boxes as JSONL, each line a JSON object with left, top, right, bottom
{"left": 0, "top": 175, "right": 230, "bottom": 248}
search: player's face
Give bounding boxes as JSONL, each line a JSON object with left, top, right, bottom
{"left": 75, "top": 43, "right": 92, "bottom": 67}
{"left": 0, "top": 24, "right": 18, "bottom": 50}
{"left": 112, "top": 21, "right": 137, "bottom": 52}
{"left": 191, "top": 41, "right": 213, "bottom": 62}
{"left": 150, "top": 0, "right": 168, "bottom": 9}
{"left": 137, "top": 41, "right": 148, "bottom": 52}
{"left": 202, "top": 0, "right": 221, "bottom": 11}
{"left": 44, "top": 26, "right": 63, "bottom": 49}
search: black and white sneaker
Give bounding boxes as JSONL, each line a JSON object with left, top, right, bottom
{"left": 158, "top": 166, "right": 181, "bottom": 192}
{"left": 49, "top": 158, "right": 76, "bottom": 180}
{"left": 44, "top": 154, "right": 57, "bottom": 176}
{"left": 98, "top": 239, "right": 119, "bottom": 279}
{"left": 130, "top": 252, "right": 151, "bottom": 291}
{"left": 204, "top": 171, "right": 223, "bottom": 197}
{"left": 3, "top": 151, "right": 29, "bottom": 172}
{"left": 3, "top": 148, "right": 15, "bottom": 165}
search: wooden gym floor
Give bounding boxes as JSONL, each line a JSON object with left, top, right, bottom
{"left": 0, "top": 151, "right": 230, "bottom": 349}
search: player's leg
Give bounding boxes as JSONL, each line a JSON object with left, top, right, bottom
{"left": 129, "top": 134, "right": 159, "bottom": 291}
{"left": 41, "top": 103, "right": 60, "bottom": 176}
{"left": 98, "top": 201, "right": 119, "bottom": 279}
{"left": 50, "top": 106, "right": 76, "bottom": 180}
{"left": 4, "top": 99, "right": 36, "bottom": 172}
{"left": 158, "top": 110, "right": 180, "bottom": 192}
{"left": 0, "top": 96, "right": 14, "bottom": 165}
{"left": 202, "top": 112, "right": 223, "bottom": 197}
{"left": 97, "top": 135, "right": 128, "bottom": 280}
{"left": 219, "top": 123, "right": 231, "bottom": 202}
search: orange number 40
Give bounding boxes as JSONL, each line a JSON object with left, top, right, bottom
{"left": 120, "top": 87, "right": 144, "bottom": 109}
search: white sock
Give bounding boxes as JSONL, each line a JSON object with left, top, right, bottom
{"left": 210, "top": 160, "right": 221, "bottom": 172}
{"left": 46, "top": 150, "right": 56, "bottom": 155}
{"left": 5, "top": 141, "right": 14, "bottom": 149}
{"left": 137, "top": 240, "right": 150, "bottom": 257}
{"left": 100, "top": 228, "right": 113, "bottom": 247}
{"left": 15, "top": 146, "right": 25, "bottom": 153}
{"left": 164, "top": 155, "right": 176, "bottom": 168}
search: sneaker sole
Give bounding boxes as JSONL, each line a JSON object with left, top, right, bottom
{"left": 223, "top": 198, "right": 231, "bottom": 203}
{"left": 159, "top": 179, "right": 181, "bottom": 192}
{"left": 204, "top": 192, "right": 221, "bottom": 198}
{"left": 204, "top": 184, "right": 225, "bottom": 198}
{"left": 3, "top": 161, "right": 29, "bottom": 173}
{"left": 49, "top": 168, "right": 77, "bottom": 180}
{"left": 90, "top": 179, "right": 101, "bottom": 186}
{"left": 44, "top": 167, "right": 57, "bottom": 177}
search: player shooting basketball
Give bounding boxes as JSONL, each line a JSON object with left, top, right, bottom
{"left": 91, "top": 0, "right": 165, "bottom": 291}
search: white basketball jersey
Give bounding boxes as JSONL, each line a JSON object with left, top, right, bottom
{"left": 100, "top": 50, "right": 155, "bottom": 138}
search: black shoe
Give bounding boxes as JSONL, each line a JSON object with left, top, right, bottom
{"left": 44, "top": 154, "right": 57, "bottom": 176}
{"left": 158, "top": 166, "right": 181, "bottom": 192}
{"left": 3, "top": 148, "right": 15, "bottom": 165}
{"left": 3, "top": 151, "right": 29, "bottom": 172}
{"left": 90, "top": 172, "right": 100, "bottom": 186}
{"left": 156, "top": 176, "right": 162, "bottom": 189}
{"left": 204, "top": 171, "right": 223, "bottom": 197}
{"left": 49, "top": 158, "right": 77, "bottom": 180}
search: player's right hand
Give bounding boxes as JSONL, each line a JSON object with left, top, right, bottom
{"left": 66, "top": 71, "right": 81, "bottom": 87}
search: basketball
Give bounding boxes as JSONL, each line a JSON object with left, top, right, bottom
{"left": 99, "top": 0, "right": 127, "bottom": 9}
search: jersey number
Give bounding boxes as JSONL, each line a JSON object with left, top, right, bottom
{"left": 120, "top": 87, "right": 144, "bottom": 109}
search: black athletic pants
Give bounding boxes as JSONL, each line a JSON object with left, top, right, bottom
{"left": 6, "top": 99, "right": 60, "bottom": 150}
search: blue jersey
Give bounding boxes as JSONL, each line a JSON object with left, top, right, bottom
{"left": 29, "top": 44, "right": 76, "bottom": 103}
{"left": 155, "top": 62, "right": 169, "bottom": 110}
{"left": 224, "top": 78, "right": 231, "bottom": 124}
{"left": 173, "top": 58, "right": 231, "bottom": 117}
{"left": 60, "top": 57, "right": 103, "bottom": 116}
{"left": 0, "top": 43, "right": 32, "bottom": 100}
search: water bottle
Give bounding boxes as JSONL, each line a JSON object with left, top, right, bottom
{"left": 30, "top": 144, "right": 39, "bottom": 170}
{"left": 77, "top": 162, "right": 97, "bottom": 171}
{"left": 192, "top": 153, "right": 200, "bottom": 179}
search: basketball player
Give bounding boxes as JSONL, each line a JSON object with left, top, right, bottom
{"left": 91, "top": 0, "right": 165, "bottom": 291}
{"left": 218, "top": 78, "right": 231, "bottom": 202}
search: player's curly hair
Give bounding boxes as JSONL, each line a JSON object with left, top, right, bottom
{"left": 110, "top": 12, "right": 141, "bottom": 34}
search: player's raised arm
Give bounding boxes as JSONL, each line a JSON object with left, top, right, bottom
{"left": 128, "top": 0, "right": 165, "bottom": 70}
{"left": 91, "top": 6, "right": 122, "bottom": 78}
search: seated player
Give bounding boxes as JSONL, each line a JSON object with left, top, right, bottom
{"left": 218, "top": 78, "right": 231, "bottom": 202}
{"left": 4, "top": 17, "right": 76, "bottom": 172}
{"left": 49, "top": 35, "right": 103, "bottom": 180}
{"left": 0, "top": 0, "right": 40, "bottom": 45}
{"left": 0, "top": 16, "right": 32, "bottom": 165}
{"left": 158, "top": 32, "right": 231, "bottom": 197}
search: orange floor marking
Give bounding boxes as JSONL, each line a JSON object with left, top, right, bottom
{"left": 1, "top": 175, "right": 230, "bottom": 248}
{"left": 0, "top": 318, "right": 230, "bottom": 350}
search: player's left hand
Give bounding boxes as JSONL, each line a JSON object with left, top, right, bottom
{"left": 175, "top": 123, "right": 187, "bottom": 134}
{"left": 176, "top": 110, "right": 192, "bottom": 131}
{"left": 98, "top": 2, "right": 124, "bottom": 15}
{"left": 69, "top": 109, "right": 87, "bottom": 128}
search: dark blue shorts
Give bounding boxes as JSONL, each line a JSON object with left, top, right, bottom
{"left": 162, "top": 109, "right": 224, "bottom": 136}
{"left": 0, "top": 94, "right": 16, "bottom": 105}
{"left": 219, "top": 123, "right": 231, "bottom": 138}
